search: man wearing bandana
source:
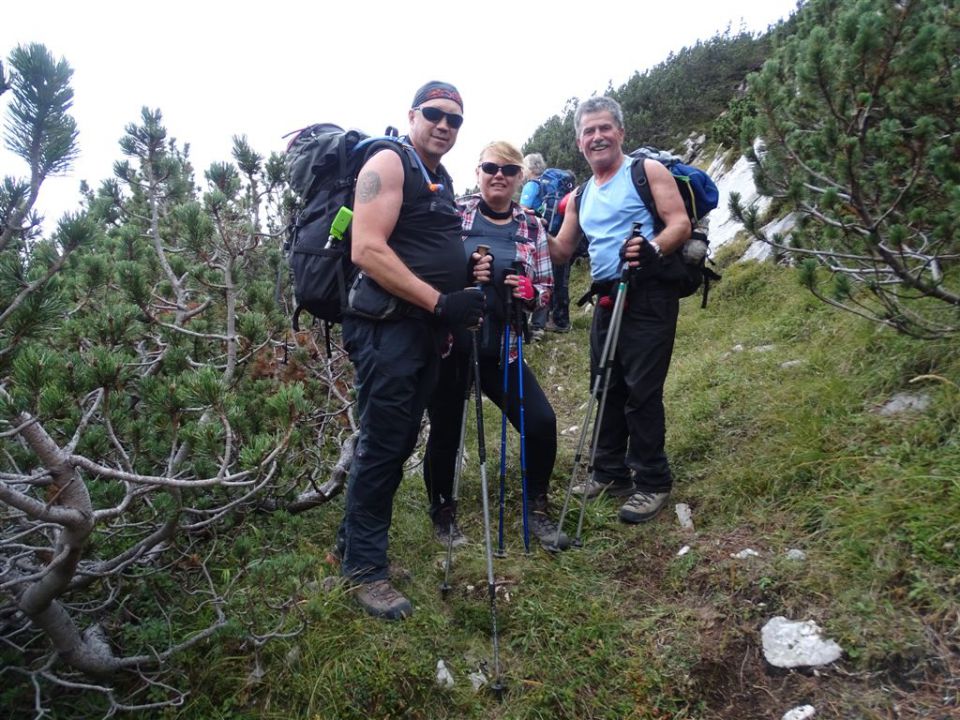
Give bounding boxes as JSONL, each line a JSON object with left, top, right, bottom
{"left": 336, "top": 81, "right": 487, "bottom": 620}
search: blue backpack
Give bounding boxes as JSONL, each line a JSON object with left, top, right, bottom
{"left": 627, "top": 147, "right": 719, "bottom": 228}
{"left": 537, "top": 167, "right": 576, "bottom": 235}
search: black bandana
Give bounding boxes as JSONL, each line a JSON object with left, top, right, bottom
{"left": 412, "top": 81, "right": 464, "bottom": 111}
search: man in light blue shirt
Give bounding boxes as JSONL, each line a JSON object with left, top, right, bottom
{"left": 549, "top": 96, "right": 691, "bottom": 524}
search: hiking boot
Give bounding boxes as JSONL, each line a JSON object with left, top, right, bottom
{"left": 571, "top": 477, "right": 636, "bottom": 499}
{"left": 530, "top": 328, "right": 545, "bottom": 342}
{"left": 433, "top": 507, "right": 468, "bottom": 548}
{"left": 545, "top": 320, "right": 571, "bottom": 333}
{"left": 529, "top": 498, "right": 570, "bottom": 551}
{"left": 352, "top": 579, "right": 413, "bottom": 621}
{"left": 618, "top": 491, "right": 670, "bottom": 524}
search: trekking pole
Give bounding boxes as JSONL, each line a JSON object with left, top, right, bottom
{"left": 469, "top": 245, "right": 505, "bottom": 699}
{"left": 440, "top": 361, "right": 473, "bottom": 598}
{"left": 512, "top": 264, "right": 531, "bottom": 554}
{"left": 495, "top": 275, "right": 511, "bottom": 559}
{"left": 554, "top": 226, "right": 637, "bottom": 548}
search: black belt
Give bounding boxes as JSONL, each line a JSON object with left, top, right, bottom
{"left": 576, "top": 279, "right": 618, "bottom": 307}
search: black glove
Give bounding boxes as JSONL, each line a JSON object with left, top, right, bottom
{"left": 619, "top": 236, "right": 661, "bottom": 270}
{"left": 434, "top": 289, "right": 485, "bottom": 330}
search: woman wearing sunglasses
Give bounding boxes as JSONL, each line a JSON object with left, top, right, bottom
{"left": 423, "top": 140, "right": 570, "bottom": 553}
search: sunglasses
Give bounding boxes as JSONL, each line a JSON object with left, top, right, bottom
{"left": 414, "top": 105, "right": 464, "bottom": 129}
{"left": 479, "top": 162, "right": 522, "bottom": 177}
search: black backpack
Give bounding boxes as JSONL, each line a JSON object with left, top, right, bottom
{"left": 284, "top": 124, "right": 426, "bottom": 333}
{"left": 627, "top": 150, "right": 722, "bottom": 307}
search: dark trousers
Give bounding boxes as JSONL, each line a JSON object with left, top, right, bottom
{"left": 339, "top": 316, "right": 444, "bottom": 582}
{"left": 532, "top": 262, "right": 570, "bottom": 329}
{"left": 423, "top": 348, "right": 557, "bottom": 521}
{"left": 590, "top": 280, "right": 679, "bottom": 493}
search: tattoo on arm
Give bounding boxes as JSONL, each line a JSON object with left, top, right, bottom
{"left": 356, "top": 171, "right": 381, "bottom": 203}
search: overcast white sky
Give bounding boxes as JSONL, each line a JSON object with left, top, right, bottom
{"left": 3, "top": 0, "right": 800, "bottom": 231}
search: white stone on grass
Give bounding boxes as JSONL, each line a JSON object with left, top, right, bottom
{"left": 468, "top": 669, "right": 488, "bottom": 692}
{"left": 731, "top": 548, "right": 761, "bottom": 559}
{"left": 435, "top": 659, "right": 454, "bottom": 689}
{"left": 782, "top": 704, "right": 816, "bottom": 720}
{"left": 762, "top": 617, "right": 843, "bottom": 668}
{"left": 675, "top": 503, "right": 694, "bottom": 531}
{"left": 876, "top": 392, "right": 931, "bottom": 416}
{"left": 786, "top": 548, "right": 807, "bottom": 561}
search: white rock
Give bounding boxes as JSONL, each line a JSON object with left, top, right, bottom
{"left": 560, "top": 425, "right": 579, "bottom": 436}
{"left": 876, "top": 392, "right": 931, "bottom": 416}
{"left": 753, "top": 344, "right": 776, "bottom": 353}
{"left": 731, "top": 548, "right": 761, "bottom": 559}
{"left": 782, "top": 704, "right": 816, "bottom": 720}
{"left": 781, "top": 360, "right": 803, "bottom": 369}
{"left": 741, "top": 212, "right": 801, "bottom": 264}
{"left": 762, "top": 617, "right": 843, "bottom": 668}
{"left": 786, "top": 548, "right": 807, "bottom": 561}
{"left": 705, "top": 152, "right": 773, "bottom": 252}
{"left": 732, "top": 344, "right": 745, "bottom": 352}
{"left": 435, "top": 659, "right": 454, "bottom": 689}
{"left": 468, "top": 670, "right": 488, "bottom": 692}
{"left": 677, "top": 545, "right": 691, "bottom": 556}
{"left": 675, "top": 503, "right": 694, "bottom": 531}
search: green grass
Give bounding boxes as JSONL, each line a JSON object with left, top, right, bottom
{"left": 12, "top": 259, "right": 958, "bottom": 719}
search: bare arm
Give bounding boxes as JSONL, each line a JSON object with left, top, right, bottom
{"left": 350, "top": 149, "right": 442, "bottom": 312}
{"left": 645, "top": 159, "right": 691, "bottom": 255}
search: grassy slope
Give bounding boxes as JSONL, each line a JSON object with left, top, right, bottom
{"left": 162, "top": 258, "right": 958, "bottom": 720}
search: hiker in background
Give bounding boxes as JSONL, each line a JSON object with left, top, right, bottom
{"left": 423, "top": 141, "right": 569, "bottom": 552}
{"left": 336, "top": 81, "right": 488, "bottom": 620}
{"left": 520, "top": 153, "right": 576, "bottom": 340}
{"left": 549, "top": 96, "right": 691, "bottom": 524}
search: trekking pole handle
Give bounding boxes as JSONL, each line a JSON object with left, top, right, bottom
{"left": 619, "top": 223, "right": 645, "bottom": 281}
{"left": 473, "top": 244, "right": 491, "bottom": 288}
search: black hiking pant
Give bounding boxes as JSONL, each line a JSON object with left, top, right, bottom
{"left": 338, "top": 315, "right": 445, "bottom": 583}
{"left": 590, "top": 278, "right": 679, "bottom": 493}
{"left": 423, "top": 348, "right": 557, "bottom": 521}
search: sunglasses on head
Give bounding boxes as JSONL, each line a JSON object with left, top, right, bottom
{"left": 479, "top": 162, "right": 522, "bottom": 177}
{"left": 414, "top": 105, "right": 464, "bottom": 129}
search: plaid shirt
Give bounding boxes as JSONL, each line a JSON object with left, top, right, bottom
{"left": 457, "top": 194, "right": 553, "bottom": 363}
{"left": 457, "top": 194, "right": 553, "bottom": 311}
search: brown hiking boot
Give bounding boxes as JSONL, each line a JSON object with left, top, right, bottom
{"left": 529, "top": 496, "right": 570, "bottom": 551}
{"left": 352, "top": 579, "right": 413, "bottom": 621}
{"left": 433, "top": 506, "right": 468, "bottom": 548}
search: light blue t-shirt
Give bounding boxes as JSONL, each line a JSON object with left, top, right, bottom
{"left": 580, "top": 156, "right": 656, "bottom": 281}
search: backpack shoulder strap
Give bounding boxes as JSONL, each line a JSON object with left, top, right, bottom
{"left": 362, "top": 140, "right": 426, "bottom": 205}
{"left": 630, "top": 157, "right": 665, "bottom": 235}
